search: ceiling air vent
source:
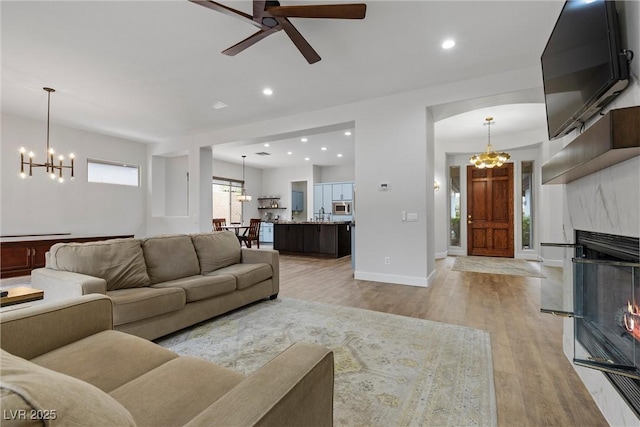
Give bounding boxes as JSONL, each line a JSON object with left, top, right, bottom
{"left": 255, "top": 152, "right": 271, "bottom": 156}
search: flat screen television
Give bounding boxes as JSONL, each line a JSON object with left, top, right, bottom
{"left": 541, "top": 0, "right": 629, "bottom": 140}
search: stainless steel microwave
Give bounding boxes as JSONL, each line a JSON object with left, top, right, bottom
{"left": 332, "top": 201, "right": 352, "bottom": 215}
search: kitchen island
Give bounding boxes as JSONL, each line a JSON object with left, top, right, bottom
{"left": 273, "top": 222, "right": 351, "bottom": 258}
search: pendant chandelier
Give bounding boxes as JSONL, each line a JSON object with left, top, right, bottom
{"left": 237, "top": 155, "right": 252, "bottom": 202}
{"left": 469, "top": 116, "right": 510, "bottom": 169}
{"left": 20, "top": 87, "right": 75, "bottom": 182}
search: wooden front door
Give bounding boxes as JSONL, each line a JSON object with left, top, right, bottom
{"left": 467, "top": 163, "right": 514, "bottom": 257}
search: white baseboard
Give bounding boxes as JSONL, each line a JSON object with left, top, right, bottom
{"left": 435, "top": 251, "right": 448, "bottom": 259}
{"left": 448, "top": 248, "right": 466, "bottom": 256}
{"left": 542, "top": 259, "right": 564, "bottom": 268}
{"left": 515, "top": 252, "right": 540, "bottom": 261}
{"left": 427, "top": 268, "right": 437, "bottom": 286}
{"left": 354, "top": 271, "right": 428, "bottom": 287}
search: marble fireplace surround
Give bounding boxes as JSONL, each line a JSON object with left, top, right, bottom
{"left": 562, "top": 155, "right": 640, "bottom": 425}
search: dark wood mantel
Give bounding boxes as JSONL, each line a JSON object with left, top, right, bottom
{"left": 542, "top": 106, "right": 640, "bottom": 185}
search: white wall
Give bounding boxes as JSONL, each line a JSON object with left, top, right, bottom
{"left": 165, "top": 155, "right": 188, "bottom": 217}
{"left": 318, "top": 164, "right": 355, "bottom": 183}
{"left": 1, "top": 113, "right": 147, "bottom": 237}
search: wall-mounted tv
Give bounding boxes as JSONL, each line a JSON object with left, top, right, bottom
{"left": 541, "top": 0, "right": 629, "bottom": 140}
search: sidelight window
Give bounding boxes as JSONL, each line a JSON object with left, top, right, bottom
{"left": 521, "top": 161, "right": 534, "bottom": 250}
{"left": 449, "top": 166, "right": 461, "bottom": 247}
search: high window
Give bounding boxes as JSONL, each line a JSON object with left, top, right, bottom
{"left": 87, "top": 158, "right": 140, "bottom": 187}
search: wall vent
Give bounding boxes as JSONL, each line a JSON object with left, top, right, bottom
{"left": 255, "top": 152, "right": 271, "bottom": 156}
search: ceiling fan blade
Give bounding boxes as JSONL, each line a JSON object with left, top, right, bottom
{"left": 266, "top": 4, "right": 366, "bottom": 19}
{"left": 221, "top": 27, "right": 280, "bottom": 56}
{"left": 253, "top": 1, "right": 266, "bottom": 24}
{"left": 276, "top": 17, "right": 321, "bottom": 64}
{"left": 189, "top": 0, "right": 261, "bottom": 28}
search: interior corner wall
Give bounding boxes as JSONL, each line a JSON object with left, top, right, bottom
{"left": 425, "top": 109, "right": 436, "bottom": 283}
{"left": 165, "top": 155, "right": 188, "bottom": 217}
{"left": 1, "top": 113, "right": 147, "bottom": 237}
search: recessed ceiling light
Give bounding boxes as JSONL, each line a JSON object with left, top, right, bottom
{"left": 301, "top": 138, "right": 308, "bottom": 142}
{"left": 264, "top": 143, "right": 270, "bottom": 147}
{"left": 344, "top": 131, "right": 352, "bottom": 136}
{"left": 442, "top": 39, "right": 455, "bottom": 49}
{"left": 337, "top": 153, "right": 343, "bottom": 158}
{"left": 321, "top": 147, "right": 327, "bottom": 151}
{"left": 211, "top": 101, "right": 229, "bottom": 110}
{"left": 287, "top": 151, "right": 293, "bottom": 155}
{"left": 263, "top": 88, "right": 273, "bottom": 96}
{"left": 304, "top": 157, "right": 310, "bottom": 161}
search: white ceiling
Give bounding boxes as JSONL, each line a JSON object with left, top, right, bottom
{"left": 1, "top": 0, "right": 563, "bottom": 167}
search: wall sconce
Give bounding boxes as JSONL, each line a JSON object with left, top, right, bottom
{"left": 434, "top": 180, "right": 441, "bottom": 192}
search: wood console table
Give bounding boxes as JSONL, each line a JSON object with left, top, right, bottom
{"left": 0, "top": 234, "right": 134, "bottom": 278}
{"left": 0, "top": 286, "right": 44, "bottom": 307}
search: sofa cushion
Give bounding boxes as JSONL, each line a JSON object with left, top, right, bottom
{"left": 207, "top": 263, "right": 273, "bottom": 290}
{"left": 0, "top": 349, "right": 136, "bottom": 427}
{"left": 110, "top": 356, "right": 244, "bottom": 427}
{"left": 142, "top": 235, "right": 201, "bottom": 284}
{"left": 49, "top": 238, "right": 150, "bottom": 290}
{"left": 191, "top": 231, "right": 241, "bottom": 274}
{"left": 31, "top": 330, "right": 178, "bottom": 393}
{"left": 107, "top": 287, "right": 186, "bottom": 326}
{"left": 151, "top": 274, "right": 236, "bottom": 303}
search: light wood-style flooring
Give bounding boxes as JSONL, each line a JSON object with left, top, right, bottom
{"left": 278, "top": 254, "right": 609, "bottom": 427}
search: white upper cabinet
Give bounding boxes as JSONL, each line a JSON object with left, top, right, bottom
{"left": 332, "top": 183, "right": 353, "bottom": 201}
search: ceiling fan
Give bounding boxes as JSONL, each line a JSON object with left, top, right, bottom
{"left": 189, "top": 0, "right": 367, "bottom": 64}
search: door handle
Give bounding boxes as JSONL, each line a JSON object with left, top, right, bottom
{"left": 468, "top": 220, "right": 473, "bottom": 224}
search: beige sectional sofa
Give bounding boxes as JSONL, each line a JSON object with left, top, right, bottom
{"left": 31, "top": 231, "right": 279, "bottom": 340}
{"left": 0, "top": 295, "right": 334, "bottom": 426}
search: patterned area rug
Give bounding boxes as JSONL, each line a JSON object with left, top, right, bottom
{"left": 157, "top": 298, "right": 497, "bottom": 426}
{"left": 452, "top": 256, "right": 544, "bottom": 278}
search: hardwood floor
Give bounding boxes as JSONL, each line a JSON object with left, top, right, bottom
{"left": 278, "top": 254, "right": 609, "bottom": 427}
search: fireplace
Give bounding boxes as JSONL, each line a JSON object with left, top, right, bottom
{"left": 573, "top": 231, "right": 640, "bottom": 416}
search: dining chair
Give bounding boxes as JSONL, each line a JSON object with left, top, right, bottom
{"left": 239, "top": 218, "right": 261, "bottom": 248}
{"left": 213, "top": 218, "right": 226, "bottom": 231}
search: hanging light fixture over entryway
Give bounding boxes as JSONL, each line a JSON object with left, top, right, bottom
{"left": 19, "top": 87, "right": 75, "bottom": 182}
{"left": 237, "top": 155, "right": 252, "bottom": 202}
{"left": 469, "top": 116, "right": 510, "bottom": 169}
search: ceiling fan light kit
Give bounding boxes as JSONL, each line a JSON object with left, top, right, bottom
{"left": 189, "top": 0, "right": 367, "bottom": 64}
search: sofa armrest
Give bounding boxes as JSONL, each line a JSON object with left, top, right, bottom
{"left": 241, "top": 248, "right": 279, "bottom": 295}
{"left": 185, "top": 342, "right": 333, "bottom": 427}
{"left": 31, "top": 267, "right": 107, "bottom": 302}
{"left": 0, "top": 295, "right": 113, "bottom": 360}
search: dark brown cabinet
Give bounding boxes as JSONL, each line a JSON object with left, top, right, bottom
{"left": 274, "top": 225, "right": 304, "bottom": 253}
{"left": 0, "top": 235, "right": 133, "bottom": 278}
{"left": 274, "top": 223, "right": 350, "bottom": 258}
